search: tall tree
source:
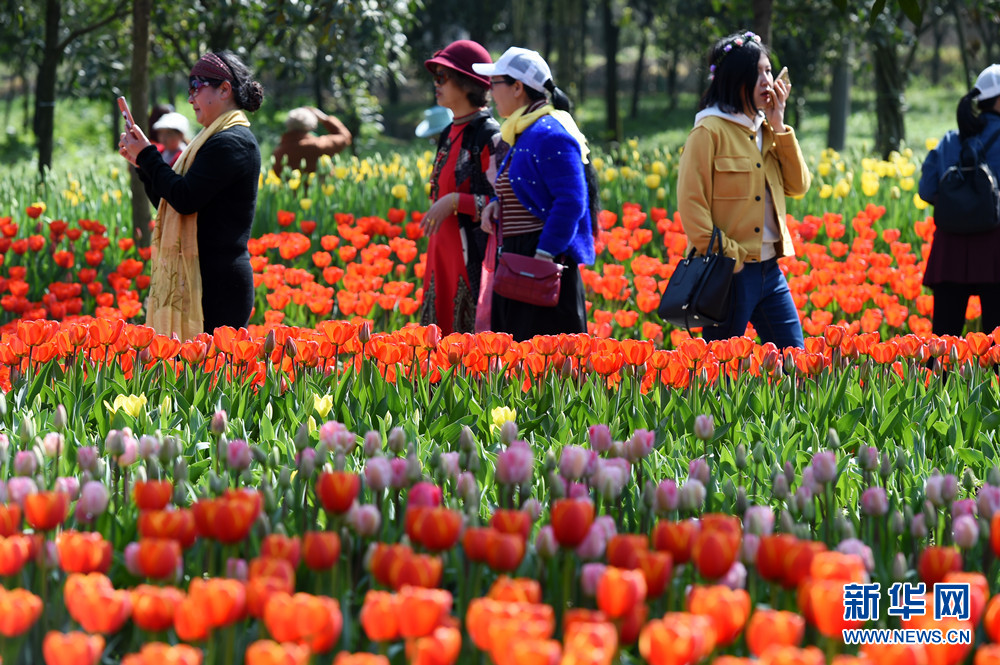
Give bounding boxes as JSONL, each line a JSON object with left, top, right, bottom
{"left": 36, "top": 0, "right": 129, "bottom": 175}
{"left": 129, "top": 0, "right": 152, "bottom": 247}
{"left": 602, "top": 0, "right": 621, "bottom": 142}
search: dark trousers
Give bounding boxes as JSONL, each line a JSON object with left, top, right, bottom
{"left": 702, "top": 257, "right": 804, "bottom": 349}
{"left": 491, "top": 231, "right": 587, "bottom": 342}
{"left": 931, "top": 282, "right": 1000, "bottom": 336}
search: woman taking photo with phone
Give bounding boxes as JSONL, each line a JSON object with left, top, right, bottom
{"left": 676, "top": 31, "right": 810, "bottom": 349}
{"left": 118, "top": 51, "right": 263, "bottom": 339}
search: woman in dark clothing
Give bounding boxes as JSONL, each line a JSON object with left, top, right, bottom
{"left": 419, "top": 40, "right": 504, "bottom": 335}
{"left": 118, "top": 51, "right": 263, "bottom": 338}
{"left": 919, "top": 63, "right": 1000, "bottom": 336}
{"left": 473, "top": 47, "right": 595, "bottom": 341}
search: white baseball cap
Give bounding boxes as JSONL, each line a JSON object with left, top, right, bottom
{"left": 975, "top": 64, "right": 1000, "bottom": 101}
{"left": 152, "top": 112, "right": 191, "bottom": 139}
{"left": 472, "top": 47, "right": 551, "bottom": 93}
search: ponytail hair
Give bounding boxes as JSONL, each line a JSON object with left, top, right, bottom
{"left": 544, "top": 79, "right": 573, "bottom": 113}
{"left": 957, "top": 86, "right": 1000, "bottom": 140}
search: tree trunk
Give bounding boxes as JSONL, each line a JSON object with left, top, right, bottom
{"left": 827, "top": 37, "right": 852, "bottom": 151}
{"left": 130, "top": 0, "right": 153, "bottom": 247}
{"left": 630, "top": 22, "right": 648, "bottom": 119}
{"left": 553, "top": 0, "right": 574, "bottom": 97}
{"left": 36, "top": 0, "right": 62, "bottom": 177}
{"left": 951, "top": 0, "right": 972, "bottom": 89}
{"left": 752, "top": 0, "right": 773, "bottom": 47}
{"left": 667, "top": 43, "right": 679, "bottom": 111}
{"left": 602, "top": 0, "right": 620, "bottom": 143}
{"left": 873, "top": 39, "right": 905, "bottom": 158}
{"left": 576, "top": 0, "right": 587, "bottom": 104}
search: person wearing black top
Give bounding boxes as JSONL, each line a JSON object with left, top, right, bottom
{"left": 119, "top": 51, "right": 264, "bottom": 336}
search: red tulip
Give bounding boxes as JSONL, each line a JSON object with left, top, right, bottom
{"left": 918, "top": 546, "right": 962, "bottom": 589}
{"left": 130, "top": 585, "right": 185, "bottom": 633}
{"left": 0, "top": 503, "right": 21, "bottom": 536}
{"left": 691, "top": 514, "right": 741, "bottom": 580}
{"left": 606, "top": 534, "right": 648, "bottom": 569}
{"left": 43, "top": 631, "right": 105, "bottom": 665}
{"left": 486, "top": 529, "right": 526, "bottom": 573}
{"left": 303, "top": 530, "right": 341, "bottom": 571}
{"left": 596, "top": 566, "right": 646, "bottom": 619}
{"left": 409, "top": 506, "right": 462, "bottom": 551}
{"left": 550, "top": 499, "right": 594, "bottom": 548}
{"left": 137, "top": 538, "right": 182, "bottom": 579}
{"left": 491, "top": 508, "right": 532, "bottom": 540}
{"left": 360, "top": 590, "right": 400, "bottom": 642}
{"left": 58, "top": 530, "right": 112, "bottom": 574}
{"left": 0, "top": 587, "right": 43, "bottom": 637}
{"left": 398, "top": 585, "right": 452, "bottom": 638}
{"left": 316, "top": 471, "right": 361, "bottom": 514}
{"left": 133, "top": 480, "right": 173, "bottom": 510}
{"left": 260, "top": 533, "right": 301, "bottom": 568}
{"left": 687, "top": 585, "right": 751, "bottom": 646}
{"left": 652, "top": 519, "right": 699, "bottom": 564}
{"left": 24, "top": 491, "right": 69, "bottom": 531}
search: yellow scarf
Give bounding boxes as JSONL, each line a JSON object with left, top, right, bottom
{"left": 146, "top": 109, "right": 250, "bottom": 340}
{"left": 500, "top": 103, "right": 590, "bottom": 163}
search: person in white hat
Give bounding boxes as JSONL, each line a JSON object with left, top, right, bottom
{"left": 918, "top": 63, "right": 1000, "bottom": 338}
{"left": 472, "top": 47, "right": 595, "bottom": 340}
{"left": 151, "top": 111, "right": 190, "bottom": 167}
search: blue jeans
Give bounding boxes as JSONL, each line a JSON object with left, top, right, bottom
{"left": 702, "top": 258, "right": 804, "bottom": 349}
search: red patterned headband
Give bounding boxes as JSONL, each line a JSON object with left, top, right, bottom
{"left": 190, "top": 52, "right": 234, "bottom": 83}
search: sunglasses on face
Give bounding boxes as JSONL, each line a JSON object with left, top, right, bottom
{"left": 433, "top": 69, "right": 451, "bottom": 86}
{"left": 188, "top": 77, "right": 218, "bottom": 97}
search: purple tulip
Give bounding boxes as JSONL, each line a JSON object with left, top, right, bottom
{"left": 456, "top": 472, "right": 478, "bottom": 503}
{"left": 860, "top": 487, "right": 888, "bottom": 516}
{"left": 744, "top": 505, "right": 774, "bottom": 535}
{"left": 226, "top": 557, "right": 248, "bottom": 581}
{"left": 953, "top": 515, "right": 980, "bottom": 549}
{"left": 574, "top": 522, "right": 608, "bottom": 560}
{"left": 77, "top": 446, "right": 99, "bottom": 473}
{"left": 496, "top": 440, "right": 534, "bottom": 486}
{"left": 837, "top": 538, "right": 875, "bottom": 573}
{"left": 588, "top": 424, "right": 613, "bottom": 452}
{"left": 54, "top": 476, "right": 80, "bottom": 500}
{"left": 363, "top": 430, "right": 382, "bottom": 457}
{"left": 439, "top": 452, "right": 460, "bottom": 479}
{"left": 13, "top": 450, "right": 38, "bottom": 476}
{"left": 741, "top": 533, "right": 760, "bottom": 565}
{"left": 124, "top": 542, "right": 142, "bottom": 576}
{"left": 977, "top": 484, "right": 1000, "bottom": 520}
{"left": 364, "top": 457, "right": 392, "bottom": 492}
{"left": 592, "top": 458, "right": 630, "bottom": 500}
{"left": 389, "top": 457, "right": 409, "bottom": 489}
{"left": 138, "top": 435, "right": 161, "bottom": 460}
{"left": 227, "top": 439, "right": 252, "bottom": 472}
{"left": 693, "top": 414, "right": 715, "bottom": 441}
{"left": 811, "top": 451, "right": 838, "bottom": 484}
{"left": 6, "top": 477, "right": 37, "bottom": 506}
{"left": 687, "top": 457, "right": 710, "bottom": 485}
{"left": 654, "top": 479, "right": 678, "bottom": 514}
{"left": 952, "top": 498, "right": 977, "bottom": 520}
{"left": 210, "top": 410, "right": 228, "bottom": 436}
{"left": 559, "top": 445, "right": 589, "bottom": 480}
{"left": 78, "top": 481, "right": 109, "bottom": 517}
{"left": 719, "top": 561, "right": 747, "bottom": 590}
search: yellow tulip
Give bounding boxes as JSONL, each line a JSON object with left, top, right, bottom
{"left": 321, "top": 183, "right": 335, "bottom": 197}
{"left": 424, "top": 182, "right": 432, "bottom": 196}
{"left": 925, "top": 137, "right": 939, "bottom": 151}
{"left": 318, "top": 154, "right": 333, "bottom": 169}
{"left": 313, "top": 393, "right": 333, "bottom": 419}
{"left": 833, "top": 178, "right": 851, "bottom": 198}
{"left": 899, "top": 162, "right": 915, "bottom": 177}
{"left": 890, "top": 185, "right": 901, "bottom": 199}
{"left": 656, "top": 187, "right": 666, "bottom": 200}
{"left": 861, "top": 172, "right": 880, "bottom": 197}
{"left": 104, "top": 393, "right": 147, "bottom": 418}
{"left": 490, "top": 406, "right": 516, "bottom": 432}
{"left": 111, "top": 167, "right": 120, "bottom": 179}
{"left": 817, "top": 162, "right": 831, "bottom": 177}
{"left": 819, "top": 184, "right": 833, "bottom": 199}
{"left": 899, "top": 177, "right": 914, "bottom": 191}
{"left": 652, "top": 160, "right": 667, "bottom": 176}
{"left": 308, "top": 416, "right": 317, "bottom": 436}
{"left": 603, "top": 168, "right": 618, "bottom": 183}
{"left": 335, "top": 166, "right": 350, "bottom": 179}
{"left": 391, "top": 183, "right": 408, "bottom": 200}
{"left": 645, "top": 173, "right": 661, "bottom": 189}
{"left": 288, "top": 178, "right": 301, "bottom": 191}
{"left": 913, "top": 193, "right": 930, "bottom": 210}
{"left": 591, "top": 157, "right": 605, "bottom": 170}
{"left": 300, "top": 198, "right": 313, "bottom": 211}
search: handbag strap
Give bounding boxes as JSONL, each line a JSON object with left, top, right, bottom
{"left": 687, "top": 226, "right": 725, "bottom": 259}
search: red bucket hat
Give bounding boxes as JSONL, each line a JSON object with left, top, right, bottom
{"left": 425, "top": 40, "right": 492, "bottom": 89}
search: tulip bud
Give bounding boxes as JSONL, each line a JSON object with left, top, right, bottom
{"left": 283, "top": 336, "right": 297, "bottom": 359}
{"left": 406, "top": 452, "right": 423, "bottom": 483}
{"left": 860, "top": 487, "right": 888, "bottom": 516}
{"left": 138, "top": 434, "right": 161, "bottom": 461}
{"left": 693, "top": 414, "right": 715, "bottom": 440}
{"left": 941, "top": 474, "right": 959, "bottom": 503}
{"left": 953, "top": 514, "right": 979, "bottom": 549}
{"left": 838, "top": 517, "right": 855, "bottom": 540}
{"left": 580, "top": 563, "right": 606, "bottom": 597}
{"left": 18, "top": 414, "right": 35, "bottom": 446}
{"left": 892, "top": 552, "right": 908, "bottom": 581}
{"left": 263, "top": 329, "right": 276, "bottom": 355}
{"left": 277, "top": 467, "right": 293, "bottom": 490}
{"left": 678, "top": 479, "right": 706, "bottom": 512}
{"left": 173, "top": 484, "right": 187, "bottom": 506}
{"left": 298, "top": 448, "right": 317, "bottom": 479}
{"left": 13, "top": 450, "right": 38, "bottom": 476}
{"left": 779, "top": 509, "right": 796, "bottom": 534}
{"left": 588, "top": 424, "right": 613, "bottom": 452}
{"left": 208, "top": 471, "right": 226, "bottom": 495}
{"left": 54, "top": 404, "right": 67, "bottom": 431}
{"left": 826, "top": 428, "right": 840, "bottom": 449}
{"left": 358, "top": 320, "right": 372, "bottom": 344}
{"left": 857, "top": 445, "right": 878, "bottom": 472}
{"left": 77, "top": 445, "right": 98, "bottom": 473}
{"left": 895, "top": 447, "right": 909, "bottom": 473}
{"left": 363, "top": 430, "right": 382, "bottom": 457}
{"left": 124, "top": 542, "right": 142, "bottom": 576}
{"left": 889, "top": 510, "right": 905, "bottom": 537}
{"left": 783, "top": 461, "right": 796, "bottom": 487}
{"left": 989, "top": 466, "right": 1000, "bottom": 488}
{"left": 159, "top": 436, "right": 180, "bottom": 464}
{"left": 500, "top": 420, "right": 519, "bottom": 446}
{"left": 210, "top": 410, "right": 228, "bottom": 436}
{"left": 227, "top": 439, "right": 252, "bottom": 472}
{"left": 387, "top": 427, "right": 407, "bottom": 454}
{"left": 78, "top": 481, "right": 109, "bottom": 516}
{"left": 735, "top": 444, "right": 747, "bottom": 471}
{"left": 772, "top": 473, "right": 789, "bottom": 501}
{"left": 535, "top": 525, "right": 559, "bottom": 558}
{"left": 911, "top": 513, "right": 927, "bottom": 540}
{"left": 174, "top": 458, "right": 189, "bottom": 482}
{"left": 688, "top": 457, "right": 710, "bottom": 485}
{"left": 294, "top": 423, "right": 310, "bottom": 452}
{"left": 263, "top": 485, "right": 278, "bottom": 513}
{"left": 560, "top": 356, "right": 573, "bottom": 380}
{"left": 105, "top": 428, "right": 124, "bottom": 456}
{"left": 734, "top": 485, "right": 748, "bottom": 515}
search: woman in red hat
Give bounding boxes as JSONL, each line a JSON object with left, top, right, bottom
{"left": 419, "top": 40, "right": 506, "bottom": 335}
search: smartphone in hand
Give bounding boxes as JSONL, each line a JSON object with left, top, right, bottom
{"left": 777, "top": 67, "right": 790, "bottom": 86}
{"left": 117, "top": 96, "right": 134, "bottom": 130}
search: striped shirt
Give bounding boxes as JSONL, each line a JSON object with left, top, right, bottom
{"left": 496, "top": 167, "right": 544, "bottom": 237}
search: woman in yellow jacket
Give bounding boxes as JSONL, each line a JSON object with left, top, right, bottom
{"left": 677, "top": 31, "right": 811, "bottom": 349}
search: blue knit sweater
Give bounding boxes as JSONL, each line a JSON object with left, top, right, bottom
{"left": 499, "top": 115, "right": 595, "bottom": 265}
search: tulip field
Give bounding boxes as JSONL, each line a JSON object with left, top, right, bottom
{"left": 3, "top": 140, "right": 1000, "bottom": 664}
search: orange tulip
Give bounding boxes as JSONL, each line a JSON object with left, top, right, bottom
{"left": 859, "top": 643, "right": 928, "bottom": 665}
{"left": 652, "top": 519, "right": 699, "bottom": 565}
{"left": 636, "top": 549, "right": 672, "bottom": 598}
{"left": 398, "top": 586, "right": 452, "bottom": 638}
{"left": 303, "top": 530, "right": 341, "bottom": 570}
{"left": 563, "top": 618, "right": 617, "bottom": 665}
{"left": 491, "top": 508, "right": 533, "bottom": 540}
{"left": 120, "top": 643, "right": 203, "bottom": 665}
{"left": 409, "top": 506, "right": 462, "bottom": 551}
{"left": 369, "top": 543, "right": 411, "bottom": 587}
{"left": 917, "top": 546, "right": 962, "bottom": 588}
{"left": 24, "top": 491, "right": 69, "bottom": 531}
{"left": 0, "top": 503, "right": 21, "bottom": 536}
{"left": 638, "top": 616, "right": 699, "bottom": 665}
{"left": 746, "top": 609, "right": 805, "bottom": 656}
{"left": 333, "top": 655, "right": 390, "bottom": 665}
{"left": 137, "top": 538, "right": 182, "bottom": 579}
{"left": 495, "top": 639, "right": 561, "bottom": 665}
{"left": 976, "top": 644, "right": 1000, "bottom": 665}
{"left": 754, "top": 533, "right": 797, "bottom": 583}
{"left": 188, "top": 577, "right": 246, "bottom": 629}
{"left": 462, "top": 526, "right": 492, "bottom": 562}
{"left": 687, "top": 585, "right": 751, "bottom": 647}
{"left": 550, "top": 499, "right": 595, "bottom": 548}
{"left": 0, "top": 534, "right": 33, "bottom": 576}
{"left": 133, "top": 480, "right": 173, "bottom": 510}
{"left": 809, "top": 551, "right": 868, "bottom": 582}
{"left": 409, "top": 625, "right": 462, "bottom": 665}
{"left": 692, "top": 514, "right": 741, "bottom": 580}
{"left": 64, "top": 573, "right": 132, "bottom": 634}
{"left": 781, "top": 539, "right": 827, "bottom": 589}
{"left": 130, "top": 585, "right": 185, "bottom": 633}
{"left": 606, "top": 534, "right": 648, "bottom": 569}
{"left": 260, "top": 534, "right": 301, "bottom": 568}
{"left": 388, "top": 550, "right": 443, "bottom": 590}
{"left": 984, "top": 594, "right": 1000, "bottom": 642}
{"left": 360, "top": 590, "right": 401, "bottom": 642}
{"left": 758, "top": 646, "right": 826, "bottom": 665}
{"left": 487, "top": 576, "right": 542, "bottom": 604}
{"left": 806, "top": 579, "right": 865, "bottom": 638}
{"left": 0, "top": 587, "right": 43, "bottom": 637}
{"left": 192, "top": 493, "right": 259, "bottom": 544}
{"left": 901, "top": 593, "right": 973, "bottom": 665}
{"left": 57, "top": 530, "right": 112, "bottom": 574}
{"left": 316, "top": 471, "right": 361, "bottom": 513}
{"left": 596, "top": 566, "right": 647, "bottom": 619}
{"left": 249, "top": 556, "right": 296, "bottom": 588}
{"left": 943, "top": 571, "right": 988, "bottom": 625}
{"left": 244, "top": 640, "right": 311, "bottom": 665}
{"left": 264, "top": 592, "right": 342, "bottom": 653}
{"left": 247, "top": 574, "right": 295, "bottom": 619}
{"left": 486, "top": 529, "right": 526, "bottom": 573}
{"left": 43, "top": 631, "right": 105, "bottom": 665}
{"left": 138, "top": 508, "right": 198, "bottom": 548}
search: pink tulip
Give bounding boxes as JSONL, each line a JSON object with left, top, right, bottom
{"left": 6, "top": 476, "right": 37, "bottom": 506}
{"left": 978, "top": 485, "right": 1000, "bottom": 520}
{"left": 408, "top": 481, "right": 442, "bottom": 508}
{"left": 535, "top": 525, "right": 559, "bottom": 558}
{"left": 348, "top": 503, "right": 382, "bottom": 537}
{"left": 743, "top": 505, "right": 774, "bottom": 535}
{"left": 811, "top": 451, "right": 837, "bottom": 484}
{"left": 580, "top": 563, "right": 606, "bottom": 596}
{"left": 693, "top": 414, "right": 715, "bottom": 441}
{"left": 654, "top": 479, "right": 678, "bottom": 514}
{"left": 687, "top": 457, "right": 710, "bottom": 485}
{"left": 559, "top": 445, "right": 589, "bottom": 480}
{"left": 227, "top": 439, "right": 252, "bottom": 472}
{"left": 496, "top": 440, "right": 534, "bottom": 485}
{"left": 364, "top": 457, "right": 392, "bottom": 492}
{"left": 389, "top": 457, "right": 409, "bottom": 489}
{"left": 624, "top": 429, "right": 655, "bottom": 461}
{"left": 860, "top": 487, "right": 888, "bottom": 516}
{"left": 588, "top": 424, "right": 613, "bottom": 452}
{"left": 953, "top": 515, "right": 979, "bottom": 549}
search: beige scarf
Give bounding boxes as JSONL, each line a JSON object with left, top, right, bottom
{"left": 500, "top": 103, "right": 590, "bottom": 163}
{"left": 146, "top": 109, "right": 250, "bottom": 340}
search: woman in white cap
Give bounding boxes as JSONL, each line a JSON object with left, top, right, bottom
{"left": 419, "top": 40, "right": 504, "bottom": 335}
{"left": 473, "top": 47, "right": 594, "bottom": 340}
{"left": 919, "top": 63, "right": 1000, "bottom": 337}
{"left": 151, "top": 111, "right": 190, "bottom": 166}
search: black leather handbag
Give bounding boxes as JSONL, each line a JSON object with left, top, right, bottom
{"left": 657, "top": 226, "right": 736, "bottom": 330}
